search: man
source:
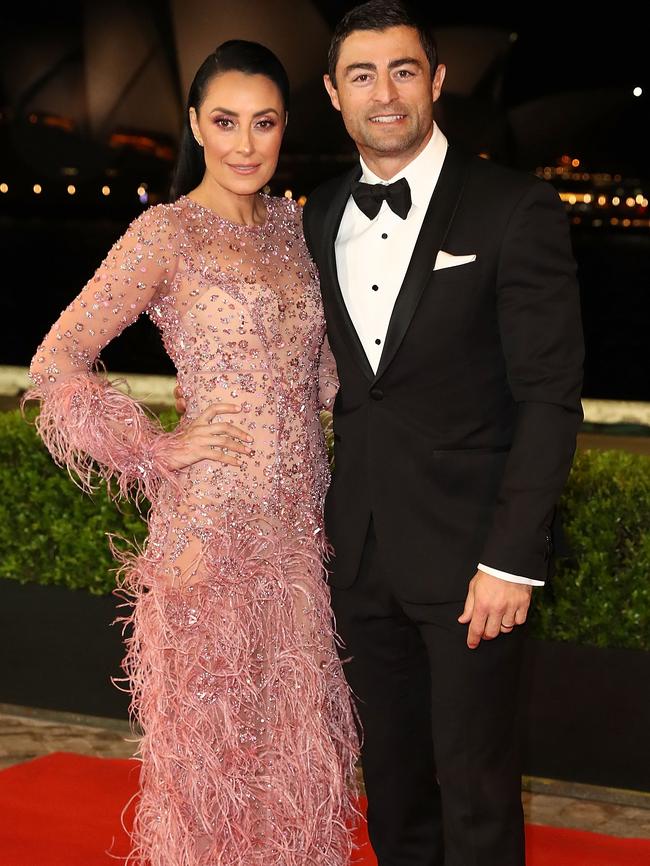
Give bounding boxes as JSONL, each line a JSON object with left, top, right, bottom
{"left": 301, "top": 2, "right": 584, "bottom": 865}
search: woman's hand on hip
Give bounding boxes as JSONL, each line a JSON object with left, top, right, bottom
{"left": 174, "top": 383, "right": 187, "bottom": 415}
{"left": 165, "top": 403, "right": 253, "bottom": 470}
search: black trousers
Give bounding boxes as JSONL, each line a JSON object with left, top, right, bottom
{"left": 331, "top": 521, "right": 526, "bottom": 866}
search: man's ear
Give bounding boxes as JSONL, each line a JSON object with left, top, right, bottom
{"left": 323, "top": 75, "right": 341, "bottom": 112}
{"left": 432, "top": 63, "right": 446, "bottom": 104}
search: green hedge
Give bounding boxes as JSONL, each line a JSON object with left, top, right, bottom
{"left": 0, "top": 408, "right": 174, "bottom": 594}
{"left": 529, "top": 448, "right": 650, "bottom": 651}
{"left": 1, "top": 409, "right": 648, "bottom": 651}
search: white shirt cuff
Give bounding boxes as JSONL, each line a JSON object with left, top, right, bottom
{"left": 477, "top": 563, "right": 545, "bottom": 587}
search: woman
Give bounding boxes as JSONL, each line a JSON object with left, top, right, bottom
{"left": 26, "top": 40, "right": 358, "bottom": 866}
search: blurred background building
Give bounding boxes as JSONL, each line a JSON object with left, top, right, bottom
{"left": 1, "top": 0, "right": 647, "bottom": 398}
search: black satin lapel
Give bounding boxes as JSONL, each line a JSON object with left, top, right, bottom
{"left": 374, "top": 147, "right": 471, "bottom": 382}
{"left": 320, "top": 166, "right": 375, "bottom": 381}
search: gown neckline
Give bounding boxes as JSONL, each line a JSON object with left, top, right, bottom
{"left": 180, "top": 194, "right": 272, "bottom": 232}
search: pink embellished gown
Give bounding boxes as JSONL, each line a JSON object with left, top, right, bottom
{"left": 27, "top": 195, "right": 359, "bottom": 866}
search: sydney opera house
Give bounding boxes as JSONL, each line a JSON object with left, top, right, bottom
{"left": 1, "top": 1, "right": 646, "bottom": 211}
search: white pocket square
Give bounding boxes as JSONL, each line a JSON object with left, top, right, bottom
{"left": 434, "top": 251, "right": 477, "bottom": 271}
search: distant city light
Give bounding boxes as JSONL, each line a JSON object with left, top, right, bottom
{"left": 612, "top": 196, "right": 621, "bottom": 206}
{"left": 284, "top": 189, "right": 293, "bottom": 199}
{"left": 560, "top": 192, "right": 591, "bottom": 204}
{"left": 633, "top": 86, "right": 642, "bottom": 97}
{"left": 625, "top": 197, "right": 636, "bottom": 207}
{"left": 33, "top": 184, "right": 42, "bottom": 194}
{"left": 509, "top": 32, "right": 518, "bottom": 42}
{"left": 597, "top": 195, "right": 607, "bottom": 206}
{"left": 67, "top": 185, "right": 76, "bottom": 195}
{"left": 297, "top": 195, "right": 307, "bottom": 207}
{"left": 0, "top": 183, "right": 7, "bottom": 194}
{"left": 571, "top": 158, "right": 580, "bottom": 168}
{"left": 101, "top": 185, "right": 111, "bottom": 196}
{"left": 622, "top": 219, "right": 631, "bottom": 227}
{"left": 137, "top": 185, "right": 146, "bottom": 196}
{"left": 635, "top": 194, "right": 645, "bottom": 204}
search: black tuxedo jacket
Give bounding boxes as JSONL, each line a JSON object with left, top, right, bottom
{"left": 303, "top": 147, "right": 584, "bottom": 602}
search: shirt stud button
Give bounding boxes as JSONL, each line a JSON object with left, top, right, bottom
{"left": 375, "top": 338, "right": 381, "bottom": 345}
{"left": 381, "top": 233, "right": 388, "bottom": 239}
{"left": 371, "top": 284, "right": 379, "bottom": 291}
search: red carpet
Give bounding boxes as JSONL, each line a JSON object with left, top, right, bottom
{"left": 0, "top": 752, "right": 649, "bottom": 866}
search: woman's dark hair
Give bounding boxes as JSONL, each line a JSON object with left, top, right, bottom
{"left": 327, "top": 0, "right": 438, "bottom": 87}
{"left": 170, "top": 39, "right": 290, "bottom": 201}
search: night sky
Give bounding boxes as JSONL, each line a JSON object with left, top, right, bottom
{"left": 1, "top": 1, "right": 646, "bottom": 173}
{"left": 2, "top": 1, "right": 646, "bottom": 106}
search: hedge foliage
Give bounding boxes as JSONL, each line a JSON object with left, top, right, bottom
{"left": 529, "top": 448, "right": 650, "bottom": 651}
{"left": 1, "top": 409, "right": 648, "bottom": 651}
{"left": 0, "top": 407, "right": 175, "bottom": 594}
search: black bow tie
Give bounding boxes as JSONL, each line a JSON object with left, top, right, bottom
{"left": 351, "top": 176, "right": 412, "bottom": 220}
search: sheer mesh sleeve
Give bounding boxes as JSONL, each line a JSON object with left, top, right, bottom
{"left": 318, "top": 333, "right": 339, "bottom": 412}
{"left": 25, "top": 206, "right": 182, "bottom": 501}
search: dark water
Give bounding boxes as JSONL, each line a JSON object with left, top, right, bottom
{"left": 572, "top": 230, "right": 649, "bottom": 401}
{"left": 2, "top": 217, "right": 648, "bottom": 401}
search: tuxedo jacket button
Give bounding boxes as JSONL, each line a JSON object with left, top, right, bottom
{"left": 370, "top": 388, "right": 384, "bottom": 401}
{"left": 544, "top": 532, "right": 553, "bottom": 560}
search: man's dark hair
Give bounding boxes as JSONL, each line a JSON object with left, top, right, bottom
{"left": 327, "top": 0, "right": 438, "bottom": 87}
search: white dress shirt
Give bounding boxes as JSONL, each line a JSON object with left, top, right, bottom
{"left": 334, "top": 125, "right": 543, "bottom": 587}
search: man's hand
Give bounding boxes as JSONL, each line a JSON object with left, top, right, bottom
{"left": 458, "top": 570, "right": 532, "bottom": 649}
{"left": 174, "top": 384, "right": 187, "bottom": 415}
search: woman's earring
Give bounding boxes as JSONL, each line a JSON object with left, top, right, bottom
{"left": 195, "top": 137, "right": 203, "bottom": 147}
